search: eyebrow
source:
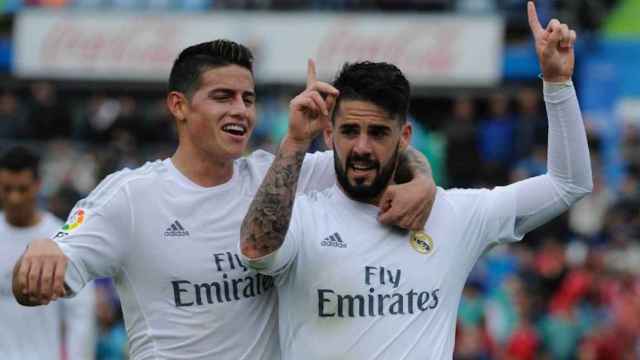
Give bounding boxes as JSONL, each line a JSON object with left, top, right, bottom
{"left": 208, "top": 88, "right": 256, "bottom": 98}
{"left": 368, "top": 124, "right": 392, "bottom": 131}
{"left": 339, "top": 123, "right": 359, "bottom": 130}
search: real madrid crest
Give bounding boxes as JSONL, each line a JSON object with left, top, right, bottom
{"left": 410, "top": 230, "right": 434, "bottom": 255}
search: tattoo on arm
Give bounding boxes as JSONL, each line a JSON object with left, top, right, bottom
{"left": 394, "top": 146, "right": 432, "bottom": 184}
{"left": 241, "top": 147, "right": 307, "bottom": 259}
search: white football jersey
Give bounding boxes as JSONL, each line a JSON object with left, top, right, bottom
{"left": 0, "top": 212, "right": 95, "bottom": 360}
{"left": 52, "top": 150, "right": 334, "bottom": 360}
{"left": 247, "top": 184, "right": 522, "bottom": 360}
{"left": 243, "top": 82, "right": 592, "bottom": 360}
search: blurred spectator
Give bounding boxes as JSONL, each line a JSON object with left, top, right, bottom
{"left": 40, "top": 140, "right": 98, "bottom": 197}
{"left": 76, "top": 94, "right": 122, "bottom": 143}
{"left": 140, "top": 98, "right": 176, "bottom": 143}
{"left": 455, "top": 323, "right": 491, "bottom": 360}
{"left": 0, "top": 145, "right": 96, "bottom": 360}
{"left": 510, "top": 144, "right": 547, "bottom": 182}
{"left": 95, "top": 280, "right": 127, "bottom": 360}
{"left": 504, "top": 283, "right": 540, "bottom": 360}
{"left": 47, "top": 183, "right": 83, "bottom": 220}
{"left": 444, "top": 96, "right": 480, "bottom": 188}
{"left": 411, "top": 118, "right": 446, "bottom": 184}
{"left": 569, "top": 172, "right": 613, "bottom": 243}
{"left": 458, "top": 282, "right": 485, "bottom": 329}
{"left": 534, "top": 238, "right": 568, "bottom": 301}
{"left": 0, "top": 90, "right": 28, "bottom": 139}
{"left": 25, "top": 82, "right": 72, "bottom": 140}
{"left": 538, "top": 308, "right": 583, "bottom": 360}
{"left": 514, "top": 86, "right": 546, "bottom": 161}
{"left": 621, "top": 124, "right": 640, "bottom": 169}
{"left": 478, "top": 92, "right": 515, "bottom": 185}
{"left": 253, "top": 94, "right": 289, "bottom": 153}
{"left": 485, "top": 276, "right": 521, "bottom": 346}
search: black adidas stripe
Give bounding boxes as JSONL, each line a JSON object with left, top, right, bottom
{"left": 175, "top": 221, "right": 185, "bottom": 231}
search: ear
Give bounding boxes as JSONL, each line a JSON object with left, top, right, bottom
{"left": 399, "top": 122, "right": 412, "bottom": 151}
{"left": 166, "top": 91, "right": 188, "bottom": 124}
{"left": 323, "top": 125, "right": 334, "bottom": 149}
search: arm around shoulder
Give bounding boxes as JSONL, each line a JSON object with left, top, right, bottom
{"left": 378, "top": 146, "right": 437, "bottom": 230}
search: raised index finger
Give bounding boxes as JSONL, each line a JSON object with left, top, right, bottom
{"left": 527, "top": 1, "right": 544, "bottom": 39}
{"left": 306, "top": 58, "right": 317, "bottom": 90}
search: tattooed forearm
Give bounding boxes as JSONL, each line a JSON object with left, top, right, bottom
{"left": 394, "top": 146, "right": 432, "bottom": 184}
{"left": 240, "top": 144, "right": 307, "bottom": 259}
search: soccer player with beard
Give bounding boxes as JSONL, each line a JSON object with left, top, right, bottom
{"left": 11, "top": 40, "right": 435, "bottom": 359}
{"left": 240, "top": 3, "right": 592, "bottom": 359}
{"left": 0, "top": 146, "right": 95, "bottom": 360}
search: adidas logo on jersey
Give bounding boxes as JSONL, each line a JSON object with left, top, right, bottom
{"left": 321, "top": 232, "right": 346, "bottom": 248}
{"left": 164, "top": 220, "right": 190, "bottom": 237}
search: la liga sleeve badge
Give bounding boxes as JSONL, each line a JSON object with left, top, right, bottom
{"left": 62, "top": 208, "right": 86, "bottom": 232}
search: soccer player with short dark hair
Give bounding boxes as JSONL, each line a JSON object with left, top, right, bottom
{"left": 240, "top": 3, "right": 592, "bottom": 359}
{"left": 0, "top": 145, "right": 95, "bottom": 360}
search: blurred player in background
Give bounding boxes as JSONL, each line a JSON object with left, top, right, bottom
{"left": 240, "top": 2, "right": 592, "bottom": 359}
{"left": 12, "top": 40, "right": 435, "bottom": 359}
{"left": 0, "top": 145, "right": 96, "bottom": 360}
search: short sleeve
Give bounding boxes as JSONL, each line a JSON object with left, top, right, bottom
{"left": 52, "top": 186, "right": 132, "bottom": 295}
{"left": 241, "top": 150, "right": 334, "bottom": 195}
{"left": 298, "top": 151, "right": 335, "bottom": 193}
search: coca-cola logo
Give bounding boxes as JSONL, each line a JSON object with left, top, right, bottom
{"left": 316, "top": 20, "right": 461, "bottom": 76}
{"left": 40, "top": 18, "right": 179, "bottom": 71}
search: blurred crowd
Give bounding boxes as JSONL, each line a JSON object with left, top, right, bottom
{"left": 2, "top": 0, "right": 617, "bottom": 32}
{"left": 443, "top": 89, "right": 640, "bottom": 359}
{"left": 1, "top": 78, "right": 638, "bottom": 359}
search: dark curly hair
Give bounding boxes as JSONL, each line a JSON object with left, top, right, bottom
{"left": 168, "top": 39, "right": 254, "bottom": 97}
{"left": 332, "top": 61, "right": 410, "bottom": 124}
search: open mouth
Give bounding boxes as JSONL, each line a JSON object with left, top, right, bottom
{"left": 221, "top": 123, "right": 247, "bottom": 137}
{"left": 349, "top": 163, "right": 377, "bottom": 181}
{"left": 350, "top": 162, "right": 376, "bottom": 172}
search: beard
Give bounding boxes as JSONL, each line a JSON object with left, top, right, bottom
{"left": 334, "top": 143, "right": 400, "bottom": 203}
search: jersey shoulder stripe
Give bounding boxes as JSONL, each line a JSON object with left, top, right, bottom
{"left": 74, "top": 160, "right": 166, "bottom": 212}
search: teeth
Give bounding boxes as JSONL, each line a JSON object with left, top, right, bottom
{"left": 222, "top": 124, "right": 246, "bottom": 134}
{"left": 352, "top": 164, "right": 373, "bottom": 170}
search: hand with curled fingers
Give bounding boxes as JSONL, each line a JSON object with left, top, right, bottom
{"left": 12, "top": 238, "right": 68, "bottom": 306}
{"left": 527, "top": 1, "right": 577, "bottom": 82}
{"left": 378, "top": 175, "right": 436, "bottom": 231}
{"left": 287, "top": 59, "right": 339, "bottom": 147}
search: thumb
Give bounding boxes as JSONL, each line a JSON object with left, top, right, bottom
{"left": 545, "top": 20, "right": 562, "bottom": 52}
{"left": 377, "top": 189, "right": 395, "bottom": 224}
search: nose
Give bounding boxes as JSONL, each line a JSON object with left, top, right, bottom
{"left": 229, "top": 96, "right": 249, "bottom": 118}
{"left": 353, "top": 134, "right": 372, "bottom": 155}
{"left": 6, "top": 190, "right": 23, "bottom": 205}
